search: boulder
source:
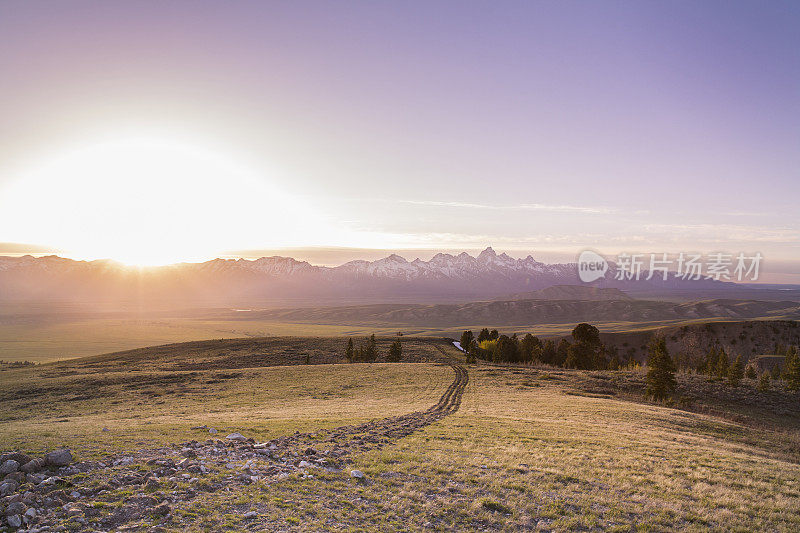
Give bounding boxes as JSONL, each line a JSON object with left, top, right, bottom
{"left": 21, "top": 458, "right": 46, "bottom": 474}
{"left": 0, "top": 480, "right": 19, "bottom": 496}
{"left": 7, "top": 514, "right": 22, "bottom": 528}
{"left": 5, "top": 502, "right": 26, "bottom": 516}
{"left": 350, "top": 469, "right": 365, "bottom": 479}
{"left": 0, "top": 460, "right": 19, "bottom": 475}
{"left": 0, "top": 453, "right": 31, "bottom": 466}
{"left": 45, "top": 449, "right": 73, "bottom": 467}
{"left": 226, "top": 433, "right": 247, "bottom": 442}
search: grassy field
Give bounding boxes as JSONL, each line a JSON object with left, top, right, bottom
{"left": 3, "top": 311, "right": 794, "bottom": 363}
{"left": 2, "top": 337, "right": 800, "bottom": 530}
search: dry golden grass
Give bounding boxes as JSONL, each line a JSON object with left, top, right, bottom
{"left": 2, "top": 339, "right": 799, "bottom": 530}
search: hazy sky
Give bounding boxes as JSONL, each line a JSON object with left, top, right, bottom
{"left": 0, "top": 1, "right": 798, "bottom": 269}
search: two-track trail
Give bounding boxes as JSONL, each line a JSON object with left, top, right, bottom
{"left": 273, "top": 343, "right": 469, "bottom": 459}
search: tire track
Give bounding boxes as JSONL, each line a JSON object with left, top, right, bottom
{"left": 273, "top": 344, "right": 468, "bottom": 458}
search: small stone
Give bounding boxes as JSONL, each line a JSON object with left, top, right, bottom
{"left": 6, "top": 501, "right": 26, "bottom": 515}
{"left": 209, "top": 428, "right": 218, "bottom": 434}
{"left": 0, "top": 480, "right": 19, "bottom": 496}
{"left": 226, "top": 433, "right": 247, "bottom": 442}
{"left": 350, "top": 469, "right": 365, "bottom": 479}
{"left": 304, "top": 447, "right": 316, "bottom": 456}
{"left": 243, "top": 511, "right": 257, "bottom": 519}
{"left": 153, "top": 502, "right": 171, "bottom": 516}
{"left": 45, "top": 449, "right": 73, "bottom": 467}
{"left": 0, "top": 460, "right": 20, "bottom": 475}
{"left": 102, "top": 427, "right": 110, "bottom": 432}
{"left": 69, "top": 491, "right": 81, "bottom": 499}
{"left": 7, "top": 514, "right": 22, "bottom": 528}
{"left": 24, "top": 508, "right": 36, "bottom": 520}
{"left": 298, "top": 461, "right": 312, "bottom": 469}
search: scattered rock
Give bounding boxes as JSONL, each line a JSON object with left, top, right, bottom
{"left": 350, "top": 470, "right": 365, "bottom": 479}
{"left": 226, "top": 433, "right": 247, "bottom": 442}
{"left": 0, "top": 480, "right": 19, "bottom": 496}
{"left": 7, "top": 514, "right": 22, "bottom": 528}
{"left": 21, "top": 458, "right": 46, "bottom": 474}
{"left": 0, "top": 459, "right": 20, "bottom": 475}
{"left": 209, "top": 428, "right": 218, "bottom": 434}
{"left": 6, "top": 501, "right": 27, "bottom": 515}
{"left": 243, "top": 510, "right": 257, "bottom": 519}
{"left": 298, "top": 460, "right": 312, "bottom": 469}
{"left": 153, "top": 502, "right": 171, "bottom": 516}
{"left": 45, "top": 449, "right": 73, "bottom": 467}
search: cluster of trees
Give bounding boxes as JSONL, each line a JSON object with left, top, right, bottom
{"left": 345, "top": 335, "right": 403, "bottom": 363}
{"left": 459, "top": 324, "right": 627, "bottom": 370}
{"left": 697, "top": 345, "right": 800, "bottom": 391}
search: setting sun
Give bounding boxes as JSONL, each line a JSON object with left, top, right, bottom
{"left": 0, "top": 137, "right": 328, "bottom": 265}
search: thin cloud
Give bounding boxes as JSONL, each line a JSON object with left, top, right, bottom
{"left": 400, "top": 200, "right": 617, "bottom": 214}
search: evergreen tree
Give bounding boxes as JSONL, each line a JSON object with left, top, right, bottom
{"left": 728, "top": 355, "right": 744, "bottom": 387}
{"left": 745, "top": 365, "right": 757, "bottom": 380}
{"left": 565, "top": 323, "right": 602, "bottom": 369}
{"left": 757, "top": 372, "right": 770, "bottom": 392}
{"left": 345, "top": 338, "right": 355, "bottom": 363}
{"left": 360, "top": 334, "right": 377, "bottom": 363}
{"left": 477, "top": 328, "right": 491, "bottom": 343}
{"left": 460, "top": 330, "right": 475, "bottom": 353}
{"left": 387, "top": 339, "right": 402, "bottom": 362}
{"left": 785, "top": 347, "right": 800, "bottom": 392}
{"left": 645, "top": 337, "right": 677, "bottom": 401}
{"left": 541, "top": 339, "right": 556, "bottom": 365}
{"left": 771, "top": 363, "right": 782, "bottom": 381}
{"left": 489, "top": 329, "right": 500, "bottom": 341}
{"left": 555, "top": 339, "right": 571, "bottom": 367}
{"left": 520, "top": 334, "right": 541, "bottom": 363}
{"left": 715, "top": 349, "right": 729, "bottom": 379}
{"left": 493, "top": 335, "right": 520, "bottom": 363}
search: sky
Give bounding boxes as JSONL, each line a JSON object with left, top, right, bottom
{"left": 0, "top": 1, "right": 798, "bottom": 276}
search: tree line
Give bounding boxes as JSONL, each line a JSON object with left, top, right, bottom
{"left": 459, "top": 323, "right": 627, "bottom": 370}
{"left": 344, "top": 334, "right": 403, "bottom": 363}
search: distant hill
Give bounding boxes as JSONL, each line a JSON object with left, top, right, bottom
{"left": 227, "top": 298, "right": 800, "bottom": 328}
{"left": 495, "top": 285, "right": 632, "bottom": 301}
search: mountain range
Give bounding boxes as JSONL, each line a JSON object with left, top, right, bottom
{"left": 0, "top": 247, "right": 780, "bottom": 307}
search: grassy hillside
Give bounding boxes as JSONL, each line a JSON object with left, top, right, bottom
{"left": 1, "top": 338, "right": 799, "bottom": 530}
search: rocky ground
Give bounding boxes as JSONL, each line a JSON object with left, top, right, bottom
{"left": 0, "top": 360, "right": 468, "bottom": 532}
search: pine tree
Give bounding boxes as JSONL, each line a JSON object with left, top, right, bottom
{"left": 345, "top": 338, "right": 354, "bottom": 363}
{"left": 771, "top": 363, "right": 782, "bottom": 381}
{"left": 645, "top": 337, "right": 677, "bottom": 401}
{"left": 728, "top": 355, "right": 744, "bottom": 387}
{"left": 555, "top": 339, "right": 570, "bottom": 367}
{"left": 387, "top": 339, "right": 402, "bottom": 362}
{"left": 477, "top": 328, "right": 491, "bottom": 343}
{"left": 745, "top": 365, "right": 757, "bottom": 380}
{"left": 785, "top": 347, "right": 800, "bottom": 392}
{"left": 541, "top": 340, "right": 556, "bottom": 365}
{"left": 489, "top": 329, "right": 499, "bottom": 341}
{"left": 715, "top": 349, "right": 729, "bottom": 379}
{"left": 520, "top": 334, "right": 541, "bottom": 364}
{"left": 460, "top": 330, "right": 474, "bottom": 353}
{"left": 757, "top": 372, "right": 770, "bottom": 392}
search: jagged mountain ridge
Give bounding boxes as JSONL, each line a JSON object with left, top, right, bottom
{"left": 0, "top": 247, "right": 728, "bottom": 305}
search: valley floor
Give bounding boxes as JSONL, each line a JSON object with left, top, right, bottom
{"left": 1, "top": 339, "right": 799, "bottom": 531}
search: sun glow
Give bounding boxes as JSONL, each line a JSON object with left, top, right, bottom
{"left": 0, "top": 138, "right": 330, "bottom": 266}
